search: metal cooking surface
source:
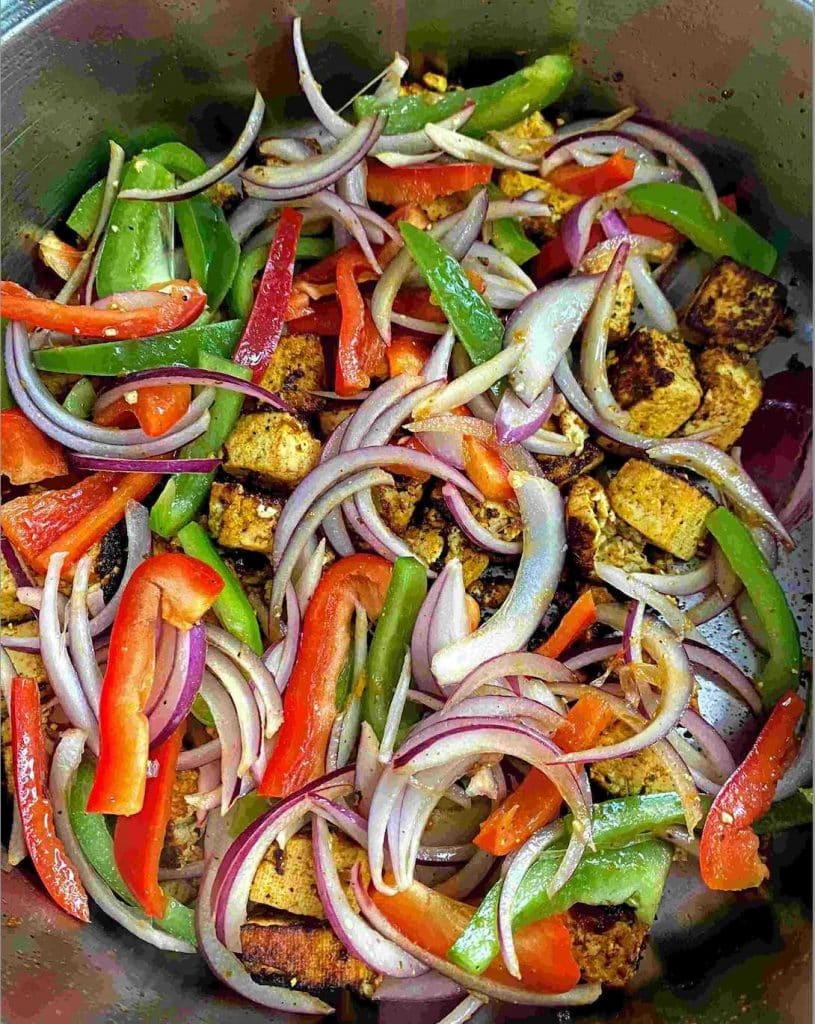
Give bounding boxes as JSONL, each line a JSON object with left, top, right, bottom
{"left": 1, "top": 1, "right": 811, "bottom": 1021}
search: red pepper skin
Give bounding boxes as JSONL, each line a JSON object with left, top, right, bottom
{"left": 335, "top": 248, "right": 387, "bottom": 397}
{"left": 87, "top": 554, "right": 224, "bottom": 816}
{"left": 233, "top": 208, "right": 303, "bottom": 382}
{"left": 392, "top": 287, "right": 448, "bottom": 324}
{"left": 113, "top": 723, "right": 184, "bottom": 918}
{"left": 0, "top": 280, "right": 206, "bottom": 339}
{"left": 547, "top": 151, "right": 636, "bottom": 196}
{"left": 462, "top": 435, "right": 514, "bottom": 502}
{"left": 366, "top": 162, "right": 493, "bottom": 206}
{"left": 94, "top": 384, "right": 192, "bottom": 438}
{"left": 531, "top": 225, "right": 605, "bottom": 285}
{"left": 11, "top": 675, "right": 90, "bottom": 922}
{"left": 700, "top": 690, "right": 805, "bottom": 891}
{"left": 288, "top": 299, "right": 343, "bottom": 336}
{"left": 0, "top": 408, "right": 68, "bottom": 484}
{"left": 260, "top": 555, "right": 393, "bottom": 797}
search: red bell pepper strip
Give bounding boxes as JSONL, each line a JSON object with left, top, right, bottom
{"left": 94, "top": 383, "right": 192, "bottom": 438}
{"left": 392, "top": 287, "right": 449, "bottom": 324}
{"left": 532, "top": 224, "right": 605, "bottom": 285}
{"left": 86, "top": 553, "right": 223, "bottom": 816}
{"left": 113, "top": 723, "right": 185, "bottom": 918}
{"left": 335, "top": 247, "right": 387, "bottom": 397}
{"left": 33, "top": 472, "right": 161, "bottom": 574}
{"left": 0, "top": 280, "right": 206, "bottom": 339}
{"left": 0, "top": 408, "right": 68, "bottom": 484}
{"left": 288, "top": 299, "right": 343, "bottom": 336}
{"left": 386, "top": 335, "right": 433, "bottom": 377}
{"left": 536, "top": 591, "right": 597, "bottom": 659}
{"left": 370, "top": 875, "right": 580, "bottom": 993}
{"left": 700, "top": 689, "right": 805, "bottom": 891}
{"left": 546, "top": 151, "right": 636, "bottom": 196}
{"left": 622, "top": 213, "right": 684, "bottom": 244}
{"left": 10, "top": 675, "right": 90, "bottom": 922}
{"left": 232, "top": 208, "right": 303, "bottom": 382}
{"left": 462, "top": 435, "right": 514, "bottom": 502}
{"left": 476, "top": 692, "right": 614, "bottom": 856}
{"left": 0, "top": 472, "right": 118, "bottom": 569}
{"left": 260, "top": 554, "right": 393, "bottom": 797}
{"left": 366, "top": 161, "right": 494, "bottom": 206}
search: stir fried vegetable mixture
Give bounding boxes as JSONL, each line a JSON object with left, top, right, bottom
{"left": 1, "top": 18, "right": 811, "bottom": 1022}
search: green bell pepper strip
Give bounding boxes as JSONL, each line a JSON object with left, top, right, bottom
{"left": 176, "top": 192, "right": 240, "bottom": 311}
{"left": 754, "top": 789, "right": 813, "bottom": 835}
{"left": 177, "top": 521, "right": 263, "bottom": 655}
{"left": 68, "top": 759, "right": 197, "bottom": 945}
{"left": 491, "top": 217, "right": 539, "bottom": 265}
{"left": 191, "top": 692, "right": 216, "bottom": 727}
{"left": 706, "top": 507, "right": 801, "bottom": 708}
{"left": 400, "top": 221, "right": 504, "bottom": 365}
{"left": 230, "top": 237, "right": 333, "bottom": 321}
{"left": 354, "top": 54, "right": 573, "bottom": 138}
{"left": 150, "top": 353, "right": 250, "bottom": 539}
{"left": 142, "top": 141, "right": 207, "bottom": 181}
{"left": 626, "top": 183, "right": 778, "bottom": 274}
{"left": 67, "top": 178, "right": 107, "bottom": 241}
{"left": 95, "top": 157, "right": 175, "bottom": 297}
{"left": 62, "top": 378, "right": 97, "bottom": 419}
{"left": 33, "top": 319, "right": 242, "bottom": 376}
{"left": 227, "top": 791, "right": 273, "bottom": 837}
{"left": 1, "top": 322, "right": 15, "bottom": 410}
{"left": 449, "top": 838, "right": 673, "bottom": 975}
{"left": 361, "top": 556, "right": 427, "bottom": 740}
{"left": 335, "top": 654, "right": 354, "bottom": 711}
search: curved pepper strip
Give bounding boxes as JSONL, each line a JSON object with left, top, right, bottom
{"left": 94, "top": 383, "right": 192, "bottom": 438}
{"left": 546, "top": 151, "right": 635, "bottom": 196}
{"left": 86, "top": 553, "right": 224, "bottom": 816}
{"left": 366, "top": 162, "right": 493, "bottom": 206}
{"left": 0, "top": 408, "right": 67, "bottom": 484}
{"left": 260, "top": 554, "right": 393, "bottom": 798}
{"left": 700, "top": 690, "right": 805, "bottom": 891}
{"left": 11, "top": 675, "right": 90, "bottom": 922}
{"left": 335, "top": 246, "right": 387, "bottom": 396}
{"left": 0, "top": 280, "right": 206, "bottom": 339}
{"left": 113, "top": 723, "right": 185, "bottom": 918}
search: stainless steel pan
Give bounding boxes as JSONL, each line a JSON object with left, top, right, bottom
{"left": 1, "top": 1, "right": 811, "bottom": 1020}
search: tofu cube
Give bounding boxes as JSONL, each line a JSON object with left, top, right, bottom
{"left": 423, "top": 192, "right": 469, "bottom": 221}
{"left": 1, "top": 550, "right": 33, "bottom": 623}
{"left": 317, "top": 403, "right": 357, "bottom": 438}
{"left": 681, "top": 256, "right": 789, "bottom": 352}
{"left": 609, "top": 328, "right": 702, "bottom": 437}
{"left": 208, "top": 481, "right": 283, "bottom": 554}
{"left": 373, "top": 477, "right": 425, "bottom": 536}
{"left": 224, "top": 412, "right": 321, "bottom": 490}
{"left": 497, "top": 169, "right": 581, "bottom": 238}
{"left": 566, "top": 476, "right": 650, "bottom": 577}
{"left": 589, "top": 721, "right": 675, "bottom": 796}
{"left": 404, "top": 505, "right": 446, "bottom": 568}
{"left": 446, "top": 528, "right": 490, "bottom": 587}
{"left": 257, "top": 332, "right": 326, "bottom": 414}
{"left": 607, "top": 459, "right": 715, "bottom": 560}
{"left": 536, "top": 440, "right": 605, "bottom": 489}
{"left": 487, "top": 111, "right": 555, "bottom": 161}
{"left": 681, "top": 347, "right": 763, "bottom": 450}
{"left": 0, "top": 621, "right": 46, "bottom": 682}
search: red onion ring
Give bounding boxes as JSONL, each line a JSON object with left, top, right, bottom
{"left": 442, "top": 484, "right": 522, "bottom": 555}
{"left": 69, "top": 454, "right": 220, "bottom": 474}
{"left": 148, "top": 624, "right": 206, "bottom": 748}
{"left": 93, "top": 367, "right": 290, "bottom": 415}
{"left": 494, "top": 382, "right": 555, "bottom": 446}
{"left": 540, "top": 130, "right": 657, "bottom": 176}
{"left": 68, "top": 555, "right": 103, "bottom": 715}
{"left": 561, "top": 195, "right": 605, "bottom": 267}
{"left": 0, "top": 536, "right": 32, "bottom": 589}
{"left": 424, "top": 121, "right": 537, "bottom": 171}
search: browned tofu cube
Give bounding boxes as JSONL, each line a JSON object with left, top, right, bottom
{"left": 404, "top": 505, "right": 446, "bottom": 568}
{"left": 607, "top": 459, "right": 715, "bottom": 560}
{"left": 681, "top": 347, "right": 763, "bottom": 449}
{"left": 609, "top": 328, "right": 702, "bottom": 437}
{"left": 224, "top": 412, "right": 321, "bottom": 490}
{"left": 567, "top": 904, "right": 650, "bottom": 988}
{"left": 536, "top": 440, "right": 605, "bottom": 489}
{"left": 681, "top": 256, "right": 789, "bottom": 352}
{"left": 208, "top": 481, "right": 283, "bottom": 554}
{"left": 318, "top": 403, "right": 357, "bottom": 438}
{"left": 373, "top": 477, "right": 425, "bottom": 536}
{"left": 566, "top": 476, "right": 650, "bottom": 577}
{"left": 1, "top": 550, "right": 33, "bottom": 623}
{"left": 580, "top": 246, "right": 637, "bottom": 343}
{"left": 498, "top": 169, "right": 581, "bottom": 238}
{"left": 257, "top": 332, "right": 326, "bottom": 414}
{"left": 0, "top": 622, "right": 46, "bottom": 682}
{"left": 589, "top": 721, "right": 675, "bottom": 796}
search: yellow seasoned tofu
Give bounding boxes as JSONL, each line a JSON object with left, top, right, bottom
{"left": 609, "top": 328, "right": 702, "bottom": 437}
{"left": 257, "top": 332, "right": 326, "bottom": 414}
{"left": 373, "top": 477, "right": 425, "bottom": 536}
{"left": 317, "top": 403, "right": 357, "bottom": 438}
{"left": 1, "top": 551, "right": 32, "bottom": 624}
{"left": 446, "top": 528, "right": 490, "bottom": 587}
{"left": 589, "top": 721, "right": 675, "bottom": 796}
{"left": 208, "top": 481, "right": 282, "bottom": 554}
{"left": 681, "top": 347, "right": 763, "bottom": 450}
{"left": 0, "top": 622, "right": 46, "bottom": 682}
{"left": 580, "top": 246, "right": 636, "bottom": 343}
{"left": 160, "top": 770, "right": 203, "bottom": 904}
{"left": 607, "top": 459, "right": 715, "bottom": 560}
{"left": 249, "top": 832, "right": 367, "bottom": 919}
{"left": 404, "top": 505, "right": 447, "bottom": 568}
{"left": 487, "top": 111, "right": 555, "bottom": 160}
{"left": 224, "top": 412, "right": 321, "bottom": 490}
{"left": 497, "top": 169, "right": 581, "bottom": 238}
{"left": 567, "top": 904, "right": 650, "bottom": 988}
{"left": 681, "top": 256, "right": 790, "bottom": 352}
{"left": 422, "top": 192, "right": 469, "bottom": 221}
{"left": 467, "top": 496, "right": 522, "bottom": 544}
{"left": 566, "top": 476, "right": 650, "bottom": 578}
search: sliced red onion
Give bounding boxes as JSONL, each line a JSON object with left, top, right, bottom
{"left": 93, "top": 366, "right": 290, "bottom": 415}
{"left": 198, "top": 671, "right": 242, "bottom": 814}
{"left": 69, "top": 454, "right": 220, "bottom": 474}
{"left": 679, "top": 708, "right": 737, "bottom": 781}
{"left": 580, "top": 239, "right": 632, "bottom": 428}
{"left": 68, "top": 555, "right": 103, "bottom": 716}
{"left": 206, "top": 647, "right": 264, "bottom": 776}
{"left": 407, "top": 413, "right": 494, "bottom": 443}
{"left": 465, "top": 241, "right": 537, "bottom": 294}
{"left": 372, "top": 102, "right": 476, "bottom": 157}
{"left": 540, "top": 130, "right": 656, "bottom": 176}
{"left": 447, "top": 651, "right": 575, "bottom": 707}
{"left": 424, "top": 122, "right": 537, "bottom": 171}
{"left": 373, "top": 973, "right": 465, "bottom": 1002}
{"left": 370, "top": 50, "right": 410, "bottom": 102}
{"left": 379, "top": 653, "right": 413, "bottom": 764}
{"left": 494, "top": 383, "right": 554, "bottom": 447}
{"left": 684, "top": 640, "right": 762, "bottom": 715}
{"left": 506, "top": 275, "right": 602, "bottom": 403}
{"left": 497, "top": 820, "right": 568, "bottom": 977}
{"left": 258, "top": 137, "right": 314, "bottom": 162}
{"left": 619, "top": 119, "right": 719, "bottom": 217}
{"left": 242, "top": 115, "right": 385, "bottom": 201}
{"left": 434, "top": 847, "right": 496, "bottom": 899}
{"left": 561, "top": 196, "right": 605, "bottom": 267}
{"left": 647, "top": 439, "right": 794, "bottom": 549}
{"left": 432, "top": 474, "right": 566, "bottom": 686}
{"left": 357, "top": 720, "right": 383, "bottom": 817}
{"left": 415, "top": 344, "right": 521, "bottom": 419}
{"left": 411, "top": 563, "right": 453, "bottom": 696}
{"left": 157, "top": 861, "right": 205, "bottom": 882}
{"left": 120, "top": 91, "right": 265, "bottom": 201}
{"left": 485, "top": 198, "right": 553, "bottom": 220}
{"left": 178, "top": 738, "right": 221, "bottom": 771}
{"left": 205, "top": 626, "right": 281, "bottom": 738}
{"left": 306, "top": 188, "right": 381, "bottom": 273}
{"left": 0, "top": 536, "right": 31, "bottom": 589}
{"left": 292, "top": 18, "right": 354, "bottom": 139}
{"left": 352, "top": 864, "right": 601, "bottom": 1006}
{"left": 426, "top": 560, "right": 471, "bottom": 696}
{"left": 600, "top": 210, "right": 677, "bottom": 332}
{"left": 374, "top": 150, "right": 442, "bottom": 167}
{"left": 595, "top": 562, "right": 700, "bottom": 639}
{"left": 422, "top": 326, "right": 456, "bottom": 382}
{"left": 442, "top": 484, "right": 522, "bottom": 555}
{"left": 631, "top": 559, "right": 714, "bottom": 596}
{"left": 622, "top": 599, "right": 646, "bottom": 665}
{"left": 87, "top": 500, "right": 151, "bottom": 639}
{"left": 778, "top": 438, "right": 812, "bottom": 531}
{"left": 197, "top": 816, "right": 333, "bottom": 1015}
{"left": 49, "top": 730, "right": 197, "bottom": 952}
